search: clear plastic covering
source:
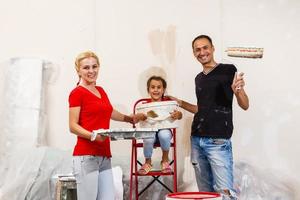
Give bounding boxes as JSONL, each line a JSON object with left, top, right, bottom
{"left": 0, "top": 57, "right": 51, "bottom": 153}
{"left": 234, "top": 162, "right": 296, "bottom": 200}
{"left": 0, "top": 58, "right": 70, "bottom": 200}
{"left": 0, "top": 147, "right": 73, "bottom": 200}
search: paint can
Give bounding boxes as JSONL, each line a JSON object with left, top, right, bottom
{"left": 136, "top": 100, "right": 179, "bottom": 129}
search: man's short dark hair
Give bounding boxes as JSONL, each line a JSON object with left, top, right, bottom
{"left": 192, "top": 35, "right": 213, "bottom": 48}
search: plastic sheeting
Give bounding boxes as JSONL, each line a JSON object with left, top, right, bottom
{"left": 0, "top": 147, "right": 46, "bottom": 199}
{"left": 0, "top": 57, "right": 59, "bottom": 200}
{"left": 0, "top": 58, "right": 48, "bottom": 155}
{"left": 234, "top": 162, "right": 296, "bottom": 200}
{"left": 0, "top": 147, "right": 73, "bottom": 200}
{"left": 0, "top": 146, "right": 124, "bottom": 200}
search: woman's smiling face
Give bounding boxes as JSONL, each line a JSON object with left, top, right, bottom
{"left": 77, "top": 57, "right": 99, "bottom": 84}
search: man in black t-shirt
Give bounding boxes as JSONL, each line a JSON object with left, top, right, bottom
{"left": 172, "top": 35, "right": 249, "bottom": 199}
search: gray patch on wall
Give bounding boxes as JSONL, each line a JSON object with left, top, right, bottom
{"left": 148, "top": 25, "right": 176, "bottom": 64}
{"left": 138, "top": 26, "right": 177, "bottom": 97}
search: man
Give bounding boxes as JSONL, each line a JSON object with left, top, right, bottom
{"left": 173, "top": 35, "right": 249, "bottom": 199}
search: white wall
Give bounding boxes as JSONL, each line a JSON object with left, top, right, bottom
{"left": 1, "top": 0, "right": 299, "bottom": 198}
{"left": 0, "top": 0, "right": 98, "bottom": 149}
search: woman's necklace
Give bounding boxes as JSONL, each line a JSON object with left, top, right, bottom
{"left": 203, "top": 63, "right": 219, "bottom": 75}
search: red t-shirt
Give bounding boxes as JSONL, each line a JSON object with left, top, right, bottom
{"left": 69, "top": 85, "right": 113, "bottom": 157}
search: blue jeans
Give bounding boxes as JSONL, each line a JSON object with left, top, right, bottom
{"left": 73, "top": 156, "right": 115, "bottom": 200}
{"left": 191, "top": 136, "right": 237, "bottom": 199}
{"left": 143, "top": 129, "right": 172, "bottom": 158}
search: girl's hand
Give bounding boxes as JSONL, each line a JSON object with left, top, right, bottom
{"left": 170, "top": 110, "right": 182, "bottom": 120}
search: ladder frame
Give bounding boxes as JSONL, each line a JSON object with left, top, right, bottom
{"left": 129, "top": 98, "right": 178, "bottom": 200}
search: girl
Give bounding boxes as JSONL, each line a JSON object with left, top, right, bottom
{"left": 137, "top": 76, "right": 182, "bottom": 175}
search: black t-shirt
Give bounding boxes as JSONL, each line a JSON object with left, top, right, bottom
{"left": 191, "top": 63, "right": 237, "bottom": 139}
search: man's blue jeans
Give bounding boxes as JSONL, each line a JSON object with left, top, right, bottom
{"left": 191, "top": 136, "right": 237, "bottom": 199}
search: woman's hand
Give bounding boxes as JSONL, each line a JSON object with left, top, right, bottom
{"left": 95, "top": 134, "right": 107, "bottom": 142}
{"left": 133, "top": 113, "right": 147, "bottom": 123}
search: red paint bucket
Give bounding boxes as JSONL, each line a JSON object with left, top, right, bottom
{"left": 166, "top": 192, "right": 222, "bottom": 200}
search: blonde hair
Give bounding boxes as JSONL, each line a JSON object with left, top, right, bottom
{"left": 75, "top": 51, "right": 100, "bottom": 72}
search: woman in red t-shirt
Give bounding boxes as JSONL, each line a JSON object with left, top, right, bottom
{"left": 69, "top": 51, "right": 133, "bottom": 200}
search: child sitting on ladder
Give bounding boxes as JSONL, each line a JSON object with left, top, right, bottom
{"left": 136, "top": 75, "right": 182, "bottom": 175}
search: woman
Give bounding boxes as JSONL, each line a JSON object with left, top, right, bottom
{"left": 69, "top": 51, "right": 133, "bottom": 200}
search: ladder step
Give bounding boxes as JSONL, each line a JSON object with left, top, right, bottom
{"left": 135, "top": 143, "right": 175, "bottom": 147}
{"left": 133, "top": 171, "right": 174, "bottom": 176}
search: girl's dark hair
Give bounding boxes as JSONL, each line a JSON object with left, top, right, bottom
{"left": 147, "top": 76, "right": 167, "bottom": 92}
